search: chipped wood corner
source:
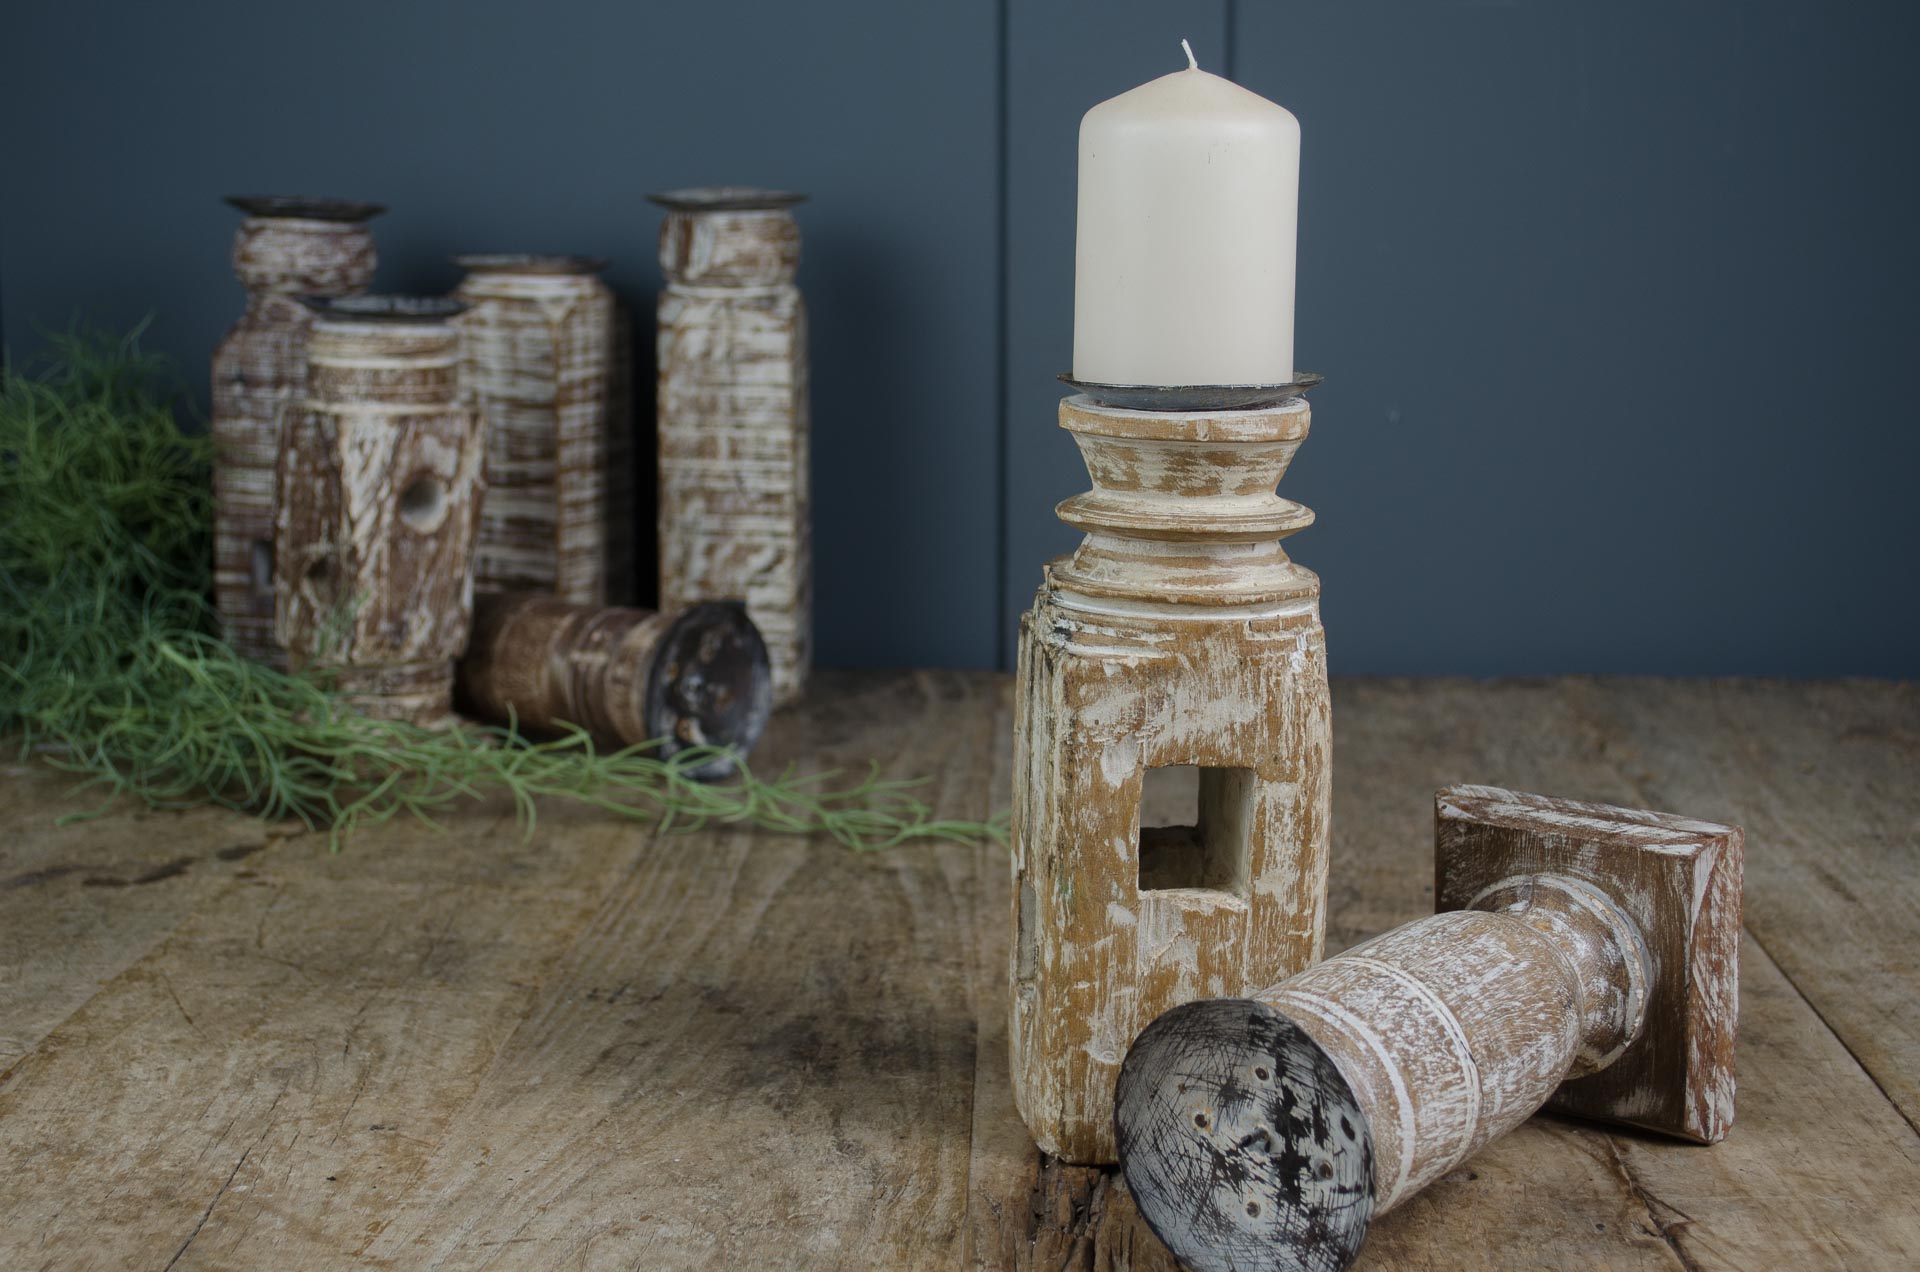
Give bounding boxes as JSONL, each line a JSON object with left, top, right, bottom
{"left": 1010, "top": 392, "right": 1332, "bottom": 1166}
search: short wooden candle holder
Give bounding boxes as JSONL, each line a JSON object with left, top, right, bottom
{"left": 274, "top": 297, "right": 486, "bottom": 724}
{"left": 212, "top": 195, "right": 382, "bottom": 666}
{"left": 454, "top": 592, "right": 773, "bottom": 780}
{"left": 1011, "top": 389, "right": 1332, "bottom": 1165}
{"left": 1115, "top": 786, "right": 1744, "bottom": 1272}
{"left": 651, "top": 187, "right": 811, "bottom": 708}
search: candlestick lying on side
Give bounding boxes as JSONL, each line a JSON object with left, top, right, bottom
{"left": 1115, "top": 786, "right": 1743, "bottom": 1272}
{"left": 455, "top": 593, "right": 772, "bottom": 780}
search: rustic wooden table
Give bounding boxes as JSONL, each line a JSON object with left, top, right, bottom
{"left": 2, "top": 673, "right": 1915, "bottom": 1268}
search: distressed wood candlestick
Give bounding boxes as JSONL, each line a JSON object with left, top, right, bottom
{"left": 453, "top": 254, "right": 634, "bottom": 605}
{"left": 1011, "top": 386, "right": 1331, "bottom": 1166}
{"left": 651, "top": 187, "right": 810, "bottom": 708}
{"left": 1116, "top": 786, "right": 1744, "bottom": 1272}
{"left": 212, "top": 195, "right": 383, "bottom": 665}
{"left": 274, "top": 297, "right": 485, "bottom": 724}
{"left": 454, "top": 592, "right": 773, "bottom": 780}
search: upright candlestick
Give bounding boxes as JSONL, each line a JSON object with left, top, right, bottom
{"left": 1073, "top": 43, "right": 1300, "bottom": 387}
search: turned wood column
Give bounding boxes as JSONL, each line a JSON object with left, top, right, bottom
{"left": 212, "top": 195, "right": 382, "bottom": 665}
{"left": 1116, "top": 787, "right": 1743, "bottom": 1272}
{"left": 652, "top": 187, "right": 810, "bottom": 708}
{"left": 1012, "top": 390, "right": 1331, "bottom": 1165}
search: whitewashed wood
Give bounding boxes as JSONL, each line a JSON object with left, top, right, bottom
{"left": 454, "top": 255, "right": 633, "bottom": 605}
{"left": 654, "top": 192, "right": 810, "bottom": 707}
{"left": 274, "top": 303, "right": 485, "bottom": 723}
{"left": 1114, "top": 788, "right": 1744, "bottom": 1270}
{"left": 212, "top": 200, "right": 379, "bottom": 665}
{"left": 1010, "top": 393, "right": 1331, "bottom": 1165}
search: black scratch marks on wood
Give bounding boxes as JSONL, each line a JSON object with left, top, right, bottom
{"left": 163, "top": 1091, "right": 284, "bottom": 1271}
{"left": 1117, "top": 998, "right": 1375, "bottom": 1272}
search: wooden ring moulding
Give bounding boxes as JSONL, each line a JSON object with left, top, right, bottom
{"left": 1114, "top": 786, "right": 1744, "bottom": 1272}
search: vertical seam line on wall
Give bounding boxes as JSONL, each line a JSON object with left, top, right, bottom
{"left": 993, "top": 0, "right": 1012, "bottom": 669}
{"left": 1224, "top": 0, "right": 1239, "bottom": 81}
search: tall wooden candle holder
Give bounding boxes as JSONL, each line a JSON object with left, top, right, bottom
{"left": 1011, "top": 383, "right": 1331, "bottom": 1165}
{"left": 275, "top": 297, "right": 485, "bottom": 724}
{"left": 212, "top": 195, "right": 383, "bottom": 665}
{"left": 1116, "top": 786, "right": 1743, "bottom": 1272}
{"left": 651, "top": 187, "right": 810, "bottom": 708}
{"left": 453, "top": 254, "right": 634, "bottom": 605}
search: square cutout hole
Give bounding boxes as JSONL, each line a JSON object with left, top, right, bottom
{"left": 1137, "top": 764, "right": 1255, "bottom": 896}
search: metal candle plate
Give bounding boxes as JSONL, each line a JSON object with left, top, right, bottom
{"left": 300, "top": 295, "right": 469, "bottom": 324}
{"left": 1057, "top": 373, "right": 1323, "bottom": 412}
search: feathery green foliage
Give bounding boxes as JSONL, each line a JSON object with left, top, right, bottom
{"left": 0, "top": 325, "right": 1005, "bottom": 850}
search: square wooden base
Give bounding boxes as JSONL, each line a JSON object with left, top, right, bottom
{"left": 1434, "top": 785, "right": 1743, "bottom": 1143}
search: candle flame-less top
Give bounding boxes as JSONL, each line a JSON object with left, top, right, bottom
{"left": 1072, "top": 46, "right": 1300, "bottom": 387}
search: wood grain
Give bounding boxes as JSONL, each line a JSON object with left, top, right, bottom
{"left": 1011, "top": 394, "right": 1330, "bottom": 1165}
{"left": 275, "top": 308, "right": 486, "bottom": 723}
{"left": 454, "top": 255, "right": 633, "bottom": 606}
{"left": 655, "top": 197, "right": 811, "bottom": 708}
{"left": 1, "top": 675, "right": 1916, "bottom": 1268}
{"left": 212, "top": 204, "right": 379, "bottom": 666}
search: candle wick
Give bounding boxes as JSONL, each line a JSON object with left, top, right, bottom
{"left": 1180, "top": 38, "right": 1198, "bottom": 71}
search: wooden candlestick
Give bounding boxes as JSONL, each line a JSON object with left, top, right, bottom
{"left": 1012, "top": 387, "right": 1331, "bottom": 1165}
{"left": 1115, "top": 786, "right": 1744, "bottom": 1272}
{"left": 453, "top": 254, "right": 634, "bottom": 605}
{"left": 274, "top": 297, "right": 485, "bottom": 724}
{"left": 212, "top": 195, "right": 382, "bottom": 665}
{"left": 454, "top": 592, "right": 773, "bottom": 780}
{"left": 651, "top": 187, "right": 810, "bottom": 708}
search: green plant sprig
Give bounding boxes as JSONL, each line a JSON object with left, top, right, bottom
{"left": 1, "top": 324, "right": 1006, "bottom": 851}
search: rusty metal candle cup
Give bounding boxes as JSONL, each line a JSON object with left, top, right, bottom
{"left": 1011, "top": 381, "right": 1332, "bottom": 1166}
{"left": 651, "top": 187, "right": 811, "bottom": 709}
{"left": 455, "top": 593, "right": 773, "bottom": 781}
{"left": 212, "top": 194, "right": 384, "bottom": 666}
{"left": 1115, "top": 787, "right": 1743, "bottom": 1272}
{"left": 274, "top": 295, "right": 485, "bottom": 724}
{"left": 453, "top": 253, "right": 634, "bottom": 606}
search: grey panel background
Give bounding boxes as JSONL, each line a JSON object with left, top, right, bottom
{"left": 0, "top": 0, "right": 1001, "bottom": 671}
{"left": 4, "top": 1, "right": 1916, "bottom": 675}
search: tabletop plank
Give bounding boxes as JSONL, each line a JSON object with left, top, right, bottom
{"left": 2, "top": 674, "right": 1915, "bottom": 1269}
{"left": 1561, "top": 679, "right": 1920, "bottom": 1131}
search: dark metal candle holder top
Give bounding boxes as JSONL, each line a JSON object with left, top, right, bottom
{"left": 1056, "top": 372, "right": 1323, "bottom": 413}
{"left": 647, "top": 187, "right": 808, "bottom": 213}
{"left": 225, "top": 195, "right": 387, "bottom": 223}
{"left": 451, "top": 253, "right": 609, "bottom": 275}
{"left": 300, "top": 295, "right": 469, "bottom": 324}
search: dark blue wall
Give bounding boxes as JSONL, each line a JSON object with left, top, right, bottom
{"left": 5, "top": 1, "right": 1916, "bottom": 675}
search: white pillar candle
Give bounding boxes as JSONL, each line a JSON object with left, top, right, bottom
{"left": 1073, "top": 41, "right": 1300, "bottom": 387}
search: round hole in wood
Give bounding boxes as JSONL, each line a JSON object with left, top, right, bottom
{"left": 398, "top": 475, "right": 448, "bottom": 533}
{"left": 643, "top": 601, "right": 774, "bottom": 780}
{"left": 303, "top": 558, "right": 338, "bottom": 607}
